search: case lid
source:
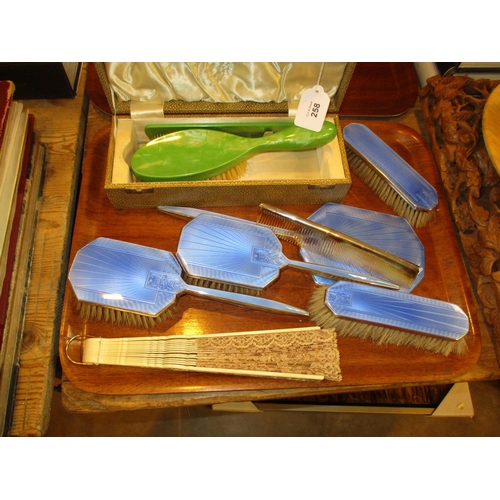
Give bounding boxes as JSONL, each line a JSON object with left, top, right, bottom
{"left": 95, "top": 62, "right": 356, "bottom": 117}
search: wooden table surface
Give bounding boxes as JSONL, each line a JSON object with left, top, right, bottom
{"left": 57, "top": 65, "right": 500, "bottom": 412}
{"left": 5, "top": 65, "right": 88, "bottom": 435}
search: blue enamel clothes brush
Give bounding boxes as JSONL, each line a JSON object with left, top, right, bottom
{"left": 130, "top": 121, "right": 337, "bottom": 182}
{"left": 68, "top": 237, "right": 310, "bottom": 328}
{"left": 299, "top": 203, "right": 425, "bottom": 293}
{"left": 308, "top": 282, "right": 469, "bottom": 356}
{"left": 342, "top": 123, "right": 438, "bottom": 228}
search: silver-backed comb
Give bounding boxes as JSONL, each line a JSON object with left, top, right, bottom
{"left": 257, "top": 203, "right": 420, "bottom": 290}
{"left": 300, "top": 203, "right": 425, "bottom": 292}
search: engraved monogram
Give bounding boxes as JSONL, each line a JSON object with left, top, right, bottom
{"left": 251, "top": 247, "right": 285, "bottom": 267}
{"left": 326, "top": 290, "right": 352, "bottom": 306}
{"left": 145, "top": 271, "right": 182, "bottom": 293}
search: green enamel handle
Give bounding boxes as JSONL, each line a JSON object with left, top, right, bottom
{"left": 248, "top": 121, "right": 337, "bottom": 152}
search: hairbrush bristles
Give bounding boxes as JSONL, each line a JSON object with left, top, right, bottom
{"left": 181, "top": 273, "right": 261, "bottom": 296}
{"left": 309, "top": 283, "right": 469, "bottom": 356}
{"left": 207, "top": 160, "right": 247, "bottom": 181}
{"left": 68, "top": 238, "right": 310, "bottom": 325}
{"left": 343, "top": 123, "right": 438, "bottom": 228}
{"left": 76, "top": 300, "right": 176, "bottom": 328}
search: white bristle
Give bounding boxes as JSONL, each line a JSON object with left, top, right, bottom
{"left": 209, "top": 161, "right": 247, "bottom": 181}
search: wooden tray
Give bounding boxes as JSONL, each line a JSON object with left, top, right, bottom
{"left": 59, "top": 120, "right": 481, "bottom": 396}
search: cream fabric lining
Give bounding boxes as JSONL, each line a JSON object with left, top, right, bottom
{"left": 105, "top": 62, "right": 348, "bottom": 104}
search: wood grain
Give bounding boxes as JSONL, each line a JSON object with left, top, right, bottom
{"left": 339, "top": 63, "right": 419, "bottom": 117}
{"left": 6, "top": 66, "right": 89, "bottom": 436}
{"left": 58, "top": 118, "right": 482, "bottom": 400}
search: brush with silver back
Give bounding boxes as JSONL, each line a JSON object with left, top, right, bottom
{"left": 176, "top": 213, "right": 399, "bottom": 293}
{"left": 342, "top": 123, "right": 438, "bottom": 228}
{"left": 68, "top": 237, "right": 310, "bottom": 327}
{"left": 159, "top": 204, "right": 423, "bottom": 292}
{"left": 309, "top": 281, "right": 469, "bottom": 356}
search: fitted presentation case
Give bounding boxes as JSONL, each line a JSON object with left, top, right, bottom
{"left": 94, "top": 62, "right": 356, "bottom": 209}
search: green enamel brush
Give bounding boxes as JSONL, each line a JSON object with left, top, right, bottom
{"left": 130, "top": 121, "right": 337, "bottom": 182}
